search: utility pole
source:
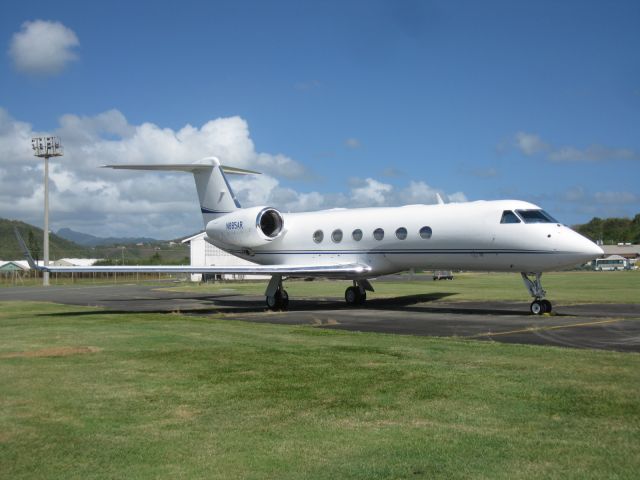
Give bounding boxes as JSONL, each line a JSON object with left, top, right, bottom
{"left": 31, "top": 136, "right": 63, "bottom": 286}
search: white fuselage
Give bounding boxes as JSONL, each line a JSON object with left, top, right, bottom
{"left": 206, "top": 200, "right": 602, "bottom": 277}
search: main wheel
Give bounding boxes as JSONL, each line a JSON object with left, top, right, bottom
{"left": 530, "top": 300, "right": 545, "bottom": 315}
{"left": 541, "top": 299, "right": 552, "bottom": 313}
{"left": 266, "top": 290, "right": 289, "bottom": 311}
{"left": 356, "top": 289, "right": 366, "bottom": 305}
{"left": 266, "top": 294, "right": 279, "bottom": 310}
{"left": 345, "top": 286, "right": 359, "bottom": 305}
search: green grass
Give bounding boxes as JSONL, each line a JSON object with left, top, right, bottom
{"left": 1, "top": 301, "right": 639, "bottom": 479}
{"left": 168, "top": 270, "right": 640, "bottom": 304}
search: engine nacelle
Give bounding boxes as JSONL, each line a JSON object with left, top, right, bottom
{"left": 205, "top": 206, "right": 285, "bottom": 248}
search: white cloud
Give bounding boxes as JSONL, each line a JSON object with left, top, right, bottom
{"left": 562, "top": 186, "right": 586, "bottom": 202}
{"left": 511, "top": 131, "right": 640, "bottom": 162}
{"left": 448, "top": 192, "right": 468, "bottom": 203}
{"left": 345, "top": 138, "right": 361, "bottom": 149}
{"left": 561, "top": 186, "right": 638, "bottom": 206}
{"left": 0, "top": 107, "right": 468, "bottom": 238}
{"left": 593, "top": 191, "right": 638, "bottom": 205}
{"left": 350, "top": 178, "right": 392, "bottom": 205}
{"left": 231, "top": 176, "right": 466, "bottom": 214}
{"left": 554, "top": 187, "right": 640, "bottom": 220}
{"left": 470, "top": 167, "right": 498, "bottom": 178}
{"left": 398, "top": 181, "right": 450, "bottom": 205}
{"left": 549, "top": 145, "right": 640, "bottom": 162}
{"left": 381, "top": 167, "right": 404, "bottom": 177}
{"left": 514, "top": 132, "right": 548, "bottom": 156}
{"left": 0, "top": 108, "right": 307, "bottom": 238}
{"left": 8, "top": 20, "right": 79, "bottom": 76}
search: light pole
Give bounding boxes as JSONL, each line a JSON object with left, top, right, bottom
{"left": 31, "top": 136, "right": 63, "bottom": 286}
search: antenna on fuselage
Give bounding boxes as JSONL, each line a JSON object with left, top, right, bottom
{"left": 435, "top": 193, "right": 445, "bottom": 205}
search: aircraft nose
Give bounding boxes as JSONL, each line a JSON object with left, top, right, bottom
{"left": 577, "top": 234, "right": 604, "bottom": 259}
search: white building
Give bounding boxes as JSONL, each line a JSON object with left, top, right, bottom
{"left": 181, "top": 232, "right": 269, "bottom": 282}
{"left": 51, "top": 258, "right": 100, "bottom": 267}
{"left": 0, "top": 258, "right": 100, "bottom": 270}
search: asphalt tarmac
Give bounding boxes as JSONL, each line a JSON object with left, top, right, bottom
{"left": 1, "top": 283, "right": 639, "bottom": 352}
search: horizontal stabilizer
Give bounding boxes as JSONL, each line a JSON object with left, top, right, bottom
{"left": 102, "top": 164, "right": 261, "bottom": 175}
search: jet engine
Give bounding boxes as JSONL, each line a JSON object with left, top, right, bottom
{"left": 205, "top": 206, "right": 285, "bottom": 248}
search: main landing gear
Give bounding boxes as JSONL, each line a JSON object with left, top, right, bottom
{"left": 521, "top": 272, "right": 553, "bottom": 315}
{"left": 265, "top": 274, "right": 289, "bottom": 311}
{"left": 265, "top": 276, "right": 375, "bottom": 310}
{"left": 344, "top": 280, "right": 374, "bottom": 306}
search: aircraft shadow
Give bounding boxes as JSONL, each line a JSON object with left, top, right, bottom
{"left": 34, "top": 291, "right": 541, "bottom": 318}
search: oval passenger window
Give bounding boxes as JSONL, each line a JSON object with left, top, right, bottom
{"left": 419, "top": 226, "right": 432, "bottom": 239}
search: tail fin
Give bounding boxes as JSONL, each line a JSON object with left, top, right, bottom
{"left": 103, "top": 157, "right": 260, "bottom": 226}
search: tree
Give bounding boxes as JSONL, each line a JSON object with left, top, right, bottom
{"left": 574, "top": 214, "right": 640, "bottom": 244}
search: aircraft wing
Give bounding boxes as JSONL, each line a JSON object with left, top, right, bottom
{"left": 24, "top": 263, "right": 370, "bottom": 277}
{"left": 14, "top": 228, "right": 370, "bottom": 277}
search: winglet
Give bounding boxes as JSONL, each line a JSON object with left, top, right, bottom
{"left": 436, "top": 193, "right": 445, "bottom": 205}
{"left": 13, "top": 227, "right": 42, "bottom": 271}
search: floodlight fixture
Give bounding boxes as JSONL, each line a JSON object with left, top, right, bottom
{"left": 32, "top": 136, "right": 63, "bottom": 158}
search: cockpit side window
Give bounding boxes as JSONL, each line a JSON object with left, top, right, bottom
{"left": 500, "top": 210, "right": 521, "bottom": 224}
{"left": 516, "top": 209, "right": 558, "bottom": 224}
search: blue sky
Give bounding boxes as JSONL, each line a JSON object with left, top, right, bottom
{"left": 0, "top": 0, "right": 638, "bottom": 238}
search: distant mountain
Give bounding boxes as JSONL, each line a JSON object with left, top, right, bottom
{"left": 57, "top": 227, "right": 158, "bottom": 247}
{"left": 0, "top": 219, "right": 91, "bottom": 260}
{"left": 1, "top": 218, "right": 189, "bottom": 263}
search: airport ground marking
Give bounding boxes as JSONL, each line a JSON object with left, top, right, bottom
{"left": 471, "top": 317, "right": 636, "bottom": 339}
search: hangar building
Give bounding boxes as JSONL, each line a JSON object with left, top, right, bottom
{"left": 182, "top": 232, "right": 269, "bottom": 282}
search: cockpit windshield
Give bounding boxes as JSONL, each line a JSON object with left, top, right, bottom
{"left": 500, "top": 210, "right": 521, "bottom": 224}
{"left": 515, "top": 209, "right": 558, "bottom": 224}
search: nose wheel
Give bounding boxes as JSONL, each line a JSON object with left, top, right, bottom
{"left": 530, "top": 299, "right": 552, "bottom": 315}
{"left": 522, "top": 273, "right": 553, "bottom": 315}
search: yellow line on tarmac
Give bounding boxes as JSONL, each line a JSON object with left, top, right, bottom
{"left": 471, "top": 318, "right": 628, "bottom": 339}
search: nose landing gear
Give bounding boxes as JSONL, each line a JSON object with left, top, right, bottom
{"left": 529, "top": 298, "right": 552, "bottom": 315}
{"left": 521, "top": 272, "right": 553, "bottom": 315}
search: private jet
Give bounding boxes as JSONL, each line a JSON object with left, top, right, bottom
{"left": 16, "top": 157, "right": 603, "bottom": 314}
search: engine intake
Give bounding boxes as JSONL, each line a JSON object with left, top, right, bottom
{"left": 258, "top": 208, "right": 283, "bottom": 238}
{"left": 205, "top": 206, "right": 285, "bottom": 248}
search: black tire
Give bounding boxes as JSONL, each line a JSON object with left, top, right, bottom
{"left": 266, "top": 294, "right": 279, "bottom": 310}
{"left": 345, "top": 286, "right": 358, "bottom": 305}
{"left": 356, "top": 289, "right": 366, "bottom": 305}
{"left": 266, "top": 290, "right": 289, "bottom": 311}
{"left": 530, "top": 300, "right": 544, "bottom": 315}
{"left": 541, "top": 299, "right": 552, "bottom": 313}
